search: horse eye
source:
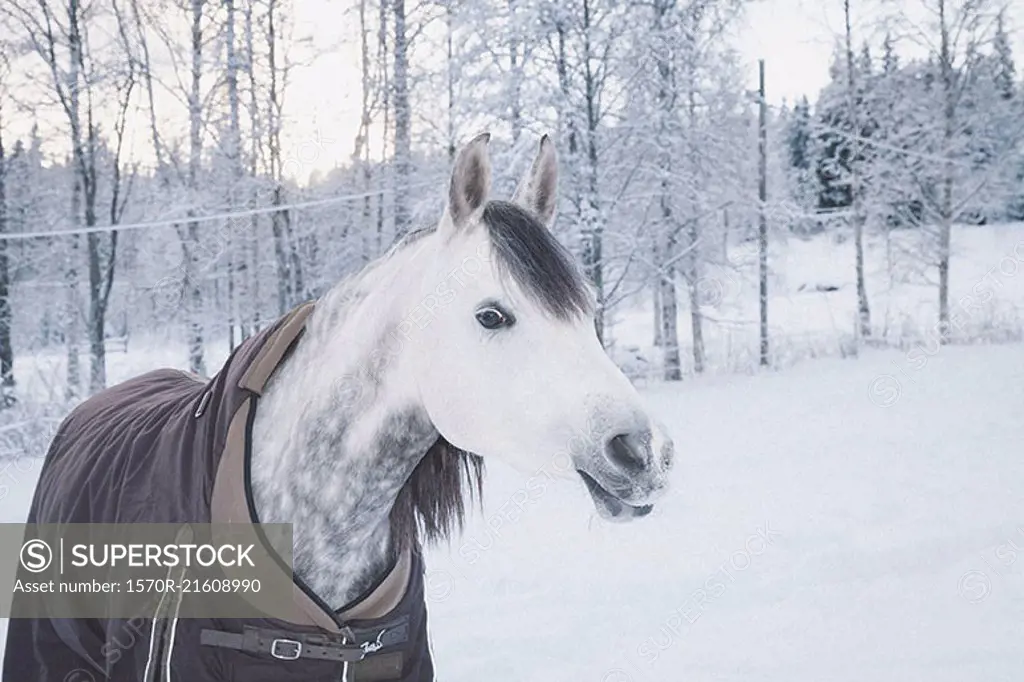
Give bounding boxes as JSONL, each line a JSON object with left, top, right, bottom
{"left": 475, "top": 307, "right": 512, "bottom": 330}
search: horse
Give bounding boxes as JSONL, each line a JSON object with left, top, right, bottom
{"left": 3, "top": 133, "right": 674, "bottom": 682}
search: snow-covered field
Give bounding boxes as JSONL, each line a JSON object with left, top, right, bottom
{"left": 3, "top": 343, "right": 1023, "bottom": 680}
{"left": 608, "top": 222, "right": 1024, "bottom": 376}
{"left": 422, "top": 343, "right": 1024, "bottom": 682}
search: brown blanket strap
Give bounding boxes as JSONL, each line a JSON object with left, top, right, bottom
{"left": 200, "top": 626, "right": 367, "bottom": 662}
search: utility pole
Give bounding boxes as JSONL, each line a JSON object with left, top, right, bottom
{"left": 758, "top": 59, "right": 769, "bottom": 367}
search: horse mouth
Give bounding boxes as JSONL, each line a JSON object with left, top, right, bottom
{"left": 577, "top": 470, "right": 653, "bottom": 522}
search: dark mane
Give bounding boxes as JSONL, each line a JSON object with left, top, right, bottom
{"left": 483, "top": 201, "right": 593, "bottom": 320}
{"left": 389, "top": 438, "right": 483, "bottom": 552}
{"left": 386, "top": 201, "right": 590, "bottom": 550}
{"left": 393, "top": 201, "right": 593, "bottom": 319}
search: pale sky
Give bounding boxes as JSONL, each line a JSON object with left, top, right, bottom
{"left": 6, "top": 0, "right": 1022, "bottom": 185}
{"left": 732, "top": 0, "right": 1021, "bottom": 105}
{"left": 282, "top": 0, "right": 1023, "bottom": 183}
{"left": 736, "top": 0, "right": 847, "bottom": 105}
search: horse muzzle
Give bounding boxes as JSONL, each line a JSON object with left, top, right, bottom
{"left": 575, "top": 421, "right": 674, "bottom": 522}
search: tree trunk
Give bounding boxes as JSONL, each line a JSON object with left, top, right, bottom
{"left": 653, "top": 0, "right": 681, "bottom": 379}
{"left": 844, "top": 0, "right": 871, "bottom": 341}
{"left": 579, "top": 0, "right": 605, "bottom": 344}
{"left": 377, "top": 0, "right": 390, "bottom": 255}
{"left": 507, "top": 0, "right": 522, "bottom": 144}
{"left": 83, "top": 76, "right": 106, "bottom": 393}
{"left": 0, "top": 106, "right": 14, "bottom": 406}
{"left": 286, "top": 216, "right": 302, "bottom": 300}
{"left": 86, "top": 232, "right": 106, "bottom": 393}
{"left": 937, "top": 0, "right": 953, "bottom": 344}
{"left": 47, "top": 0, "right": 109, "bottom": 395}
{"left": 685, "top": 253, "right": 704, "bottom": 374}
{"left": 186, "top": 0, "right": 206, "bottom": 375}
{"left": 356, "top": 0, "right": 377, "bottom": 263}
{"left": 554, "top": 22, "right": 580, "bottom": 221}
{"left": 685, "top": 59, "right": 704, "bottom": 374}
{"left": 65, "top": 0, "right": 86, "bottom": 400}
{"left": 758, "top": 59, "right": 769, "bottom": 367}
{"left": 392, "top": 0, "right": 412, "bottom": 237}
{"left": 225, "top": 0, "right": 241, "bottom": 349}
{"left": 267, "top": 0, "right": 294, "bottom": 312}
{"left": 270, "top": 195, "right": 289, "bottom": 315}
{"left": 653, "top": 275, "right": 663, "bottom": 348}
{"left": 446, "top": 2, "right": 456, "bottom": 162}
{"left": 65, "top": 245, "right": 82, "bottom": 400}
{"left": 245, "top": 0, "right": 260, "bottom": 336}
{"left": 660, "top": 235, "right": 681, "bottom": 380}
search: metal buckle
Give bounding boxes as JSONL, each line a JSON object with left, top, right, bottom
{"left": 270, "top": 638, "right": 302, "bottom": 660}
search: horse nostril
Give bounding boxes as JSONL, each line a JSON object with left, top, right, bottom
{"left": 606, "top": 432, "right": 650, "bottom": 474}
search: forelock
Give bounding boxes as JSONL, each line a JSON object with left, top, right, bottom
{"left": 481, "top": 201, "right": 593, "bottom": 320}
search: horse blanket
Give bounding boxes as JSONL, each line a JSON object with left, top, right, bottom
{"left": 2, "top": 303, "right": 435, "bottom": 681}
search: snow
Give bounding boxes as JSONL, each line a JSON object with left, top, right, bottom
{"left": 606, "top": 222, "right": 1024, "bottom": 377}
{"left": 3, "top": 342, "right": 1023, "bottom": 680}
{"left": 421, "top": 343, "right": 1024, "bottom": 681}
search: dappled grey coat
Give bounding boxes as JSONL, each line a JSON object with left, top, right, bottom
{"left": 2, "top": 303, "right": 434, "bottom": 682}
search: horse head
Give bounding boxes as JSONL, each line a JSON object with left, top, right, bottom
{"left": 405, "top": 133, "right": 675, "bottom": 521}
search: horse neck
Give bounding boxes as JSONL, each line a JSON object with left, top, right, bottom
{"left": 249, "top": 245, "right": 439, "bottom": 609}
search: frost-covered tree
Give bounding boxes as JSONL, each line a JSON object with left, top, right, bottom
{"left": 992, "top": 8, "right": 1016, "bottom": 101}
{"left": 0, "top": 54, "right": 12, "bottom": 406}
{"left": 1, "top": 0, "right": 136, "bottom": 393}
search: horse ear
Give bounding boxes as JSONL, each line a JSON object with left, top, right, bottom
{"left": 444, "top": 132, "right": 492, "bottom": 232}
{"left": 511, "top": 134, "right": 558, "bottom": 229}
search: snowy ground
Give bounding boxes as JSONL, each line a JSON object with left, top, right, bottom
{"left": 607, "top": 222, "right": 1024, "bottom": 377}
{"left": 419, "top": 343, "right": 1024, "bottom": 682}
{"left": 3, "top": 343, "right": 1023, "bottom": 680}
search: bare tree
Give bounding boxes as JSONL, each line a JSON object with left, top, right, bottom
{"left": 506, "top": 0, "right": 524, "bottom": 143}
{"left": 244, "top": 0, "right": 262, "bottom": 335}
{"left": 2, "top": 0, "right": 131, "bottom": 394}
{"left": 0, "top": 50, "right": 13, "bottom": 406}
{"left": 392, "top": 0, "right": 412, "bottom": 236}
{"left": 225, "top": 0, "right": 244, "bottom": 348}
{"left": 377, "top": 0, "right": 391, "bottom": 254}
{"left": 651, "top": 0, "right": 682, "bottom": 379}
{"left": 548, "top": 2, "right": 581, "bottom": 232}
{"left": 680, "top": 3, "right": 709, "bottom": 375}
{"left": 573, "top": 0, "right": 621, "bottom": 345}
{"left": 353, "top": 0, "right": 382, "bottom": 263}
{"left": 445, "top": 0, "right": 458, "bottom": 161}
{"left": 900, "top": 0, "right": 1012, "bottom": 342}
{"left": 935, "top": 0, "right": 957, "bottom": 343}
{"left": 266, "top": 0, "right": 299, "bottom": 314}
{"left": 183, "top": 0, "right": 207, "bottom": 374}
{"left": 844, "top": 0, "right": 872, "bottom": 341}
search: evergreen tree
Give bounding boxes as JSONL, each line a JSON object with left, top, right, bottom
{"left": 813, "top": 43, "right": 877, "bottom": 214}
{"left": 814, "top": 48, "right": 854, "bottom": 211}
{"left": 991, "top": 9, "right": 1023, "bottom": 219}
{"left": 993, "top": 10, "right": 1016, "bottom": 101}
{"left": 882, "top": 31, "right": 899, "bottom": 75}
{"left": 787, "top": 96, "right": 812, "bottom": 171}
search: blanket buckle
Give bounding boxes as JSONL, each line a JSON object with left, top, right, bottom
{"left": 270, "top": 638, "right": 302, "bottom": 660}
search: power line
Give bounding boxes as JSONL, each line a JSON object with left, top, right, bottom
{"left": 6, "top": 102, "right": 1018, "bottom": 243}
{"left": 0, "top": 181, "right": 439, "bottom": 242}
